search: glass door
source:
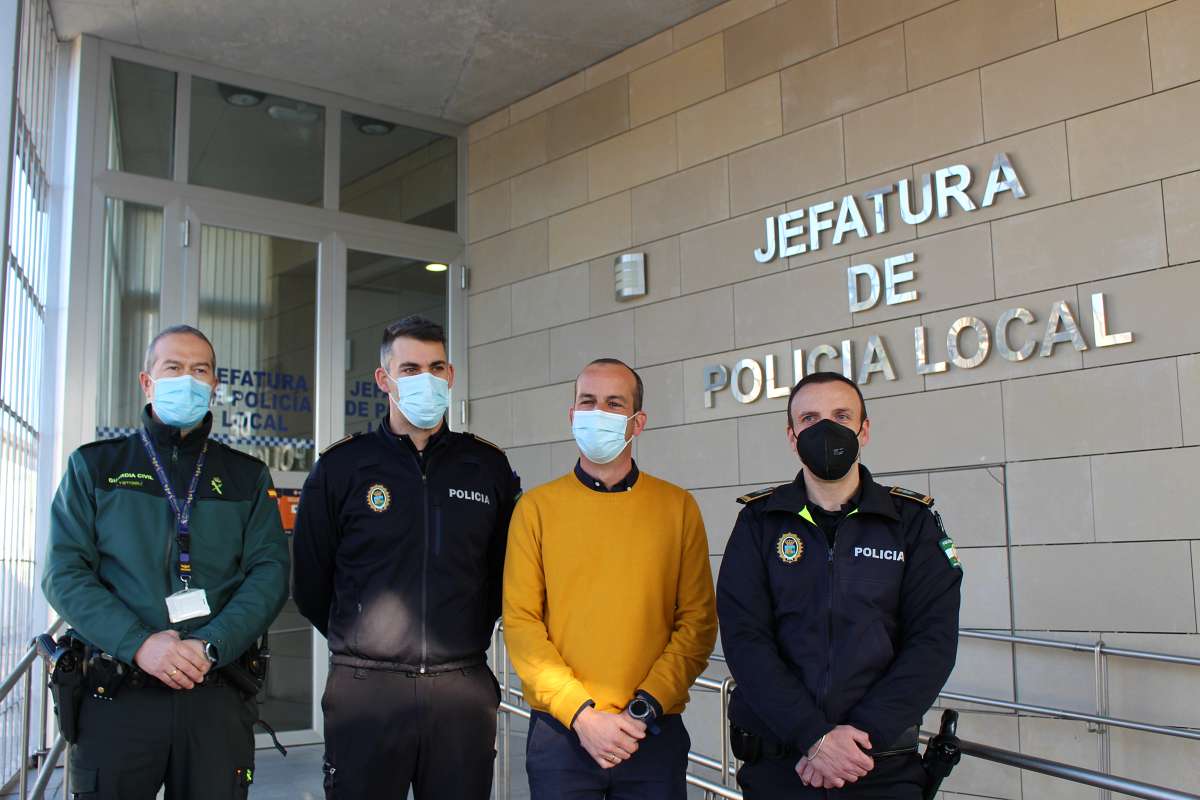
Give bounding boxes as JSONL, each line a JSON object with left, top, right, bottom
{"left": 191, "top": 214, "right": 323, "bottom": 747}
{"left": 343, "top": 249, "right": 449, "bottom": 436}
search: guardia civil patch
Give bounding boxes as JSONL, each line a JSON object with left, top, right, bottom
{"left": 939, "top": 537, "right": 962, "bottom": 569}
{"left": 367, "top": 483, "right": 391, "bottom": 513}
{"left": 776, "top": 532, "right": 804, "bottom": 564}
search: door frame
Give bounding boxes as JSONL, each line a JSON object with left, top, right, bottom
{"left": 63, "top": 35, "right": 469, "bottom": 750}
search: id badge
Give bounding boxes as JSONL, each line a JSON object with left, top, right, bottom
{"left": 165, "top": 588, "right": 211, "bottom": 623}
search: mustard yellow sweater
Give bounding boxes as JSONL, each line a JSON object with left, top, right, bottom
{"left": 503, "top": 470, "right": 717, "bottom": 728}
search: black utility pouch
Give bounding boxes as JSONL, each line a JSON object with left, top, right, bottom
{"left": 87, "top": 653, "right": 126, "bottom": 700}
{"left": 35, "top": 634, "right": 85, "bottom": 744}
{"left": 729, "top": 725, "right": 764, "bottom": 764}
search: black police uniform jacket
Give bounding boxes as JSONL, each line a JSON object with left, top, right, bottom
{"left": 716, "top": 465, "right": 962, "bottom": 755}
{"left": 292, "top": 419, "right": 521, "bottom": 672}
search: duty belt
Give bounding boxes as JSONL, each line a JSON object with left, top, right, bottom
{"left": 330, "top": 653, "right": 486, "bottom": 675}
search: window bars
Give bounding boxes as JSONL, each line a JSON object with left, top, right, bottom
{"left": 0, "top": 0, "right": 57, "bottom": 788}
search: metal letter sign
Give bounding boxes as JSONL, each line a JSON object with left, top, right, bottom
{"left": 707, "top": 154, "right": 1137, "bottom": 407}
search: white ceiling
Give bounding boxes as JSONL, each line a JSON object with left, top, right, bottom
{"left": 51, "top": 0, "right": 725, "bottom": 124}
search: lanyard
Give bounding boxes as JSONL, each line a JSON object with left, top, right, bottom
{"left": 139, "top": 429, "right": 208, "bottom": 588}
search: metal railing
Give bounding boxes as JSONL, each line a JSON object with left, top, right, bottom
{"left": 4, "top": 623, "right": 1195, "bottom": 799}
{"left": 0, "top": 617, "right": 64, "bottom": 800}
{"left": 491, "top": 627, "right": 1200, "bottom": 800}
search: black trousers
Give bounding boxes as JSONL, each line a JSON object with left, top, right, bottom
{"left": 69, "top": 678, "right": 256, "bottom": 799}
{"left": 321, "top": 662, "right": 500, "bottom": 799}
{"left": 738, "top": 751, "right": 928, "bottom": 799}
{"left": 525, "top": 710, "right": 691, "bottom": 800}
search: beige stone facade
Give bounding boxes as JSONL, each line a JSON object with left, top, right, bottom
{"left": 465, "top": 0, "right": 1200, "bottom": 795}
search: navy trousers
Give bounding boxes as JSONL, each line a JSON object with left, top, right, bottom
{"left": 737, "top": 751, "right": 928, "bottom": 799}
{"left": 525, "top": 710, "right": 691, "bottom": 800}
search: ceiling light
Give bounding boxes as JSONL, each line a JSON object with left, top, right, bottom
{"left": 267, "top": 103, "right": 320, "bottom": 123}
{"left": 425, "top": 263, "right": 448, "bottom": 273}
{"left": 217, "top": 83, "right": 265, "bottom": 108}
{"left": 353, "top": 114, "right": 395, "bottom": 136}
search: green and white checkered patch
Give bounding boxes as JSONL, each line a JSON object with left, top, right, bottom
{"left": 939, "top": 537, "right": 962, "bottom": 569}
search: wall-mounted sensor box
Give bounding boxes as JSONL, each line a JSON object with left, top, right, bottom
{"left": 614, "top": 253, "right": 646, "bottom": 300}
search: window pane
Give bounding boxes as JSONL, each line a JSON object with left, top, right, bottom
{"left": 108, "top": 59, "right": 176, "bottom": 179}
{"left": 198, "top": 225, "right": 317, "bottom": 734}
{"left": 199, "top": 227, "right": 318, "bottom": 472}
{"left": 339, "top": 113, "right": 457, "bottom": 231}
{"left": 96, "top": 198, "right": 163, "bottom": 434}
{"left": 189, "top": 77, "right": 324, "bottom": 206}
{"left": 344, "top": 252, "right": 448, "bottom": 435}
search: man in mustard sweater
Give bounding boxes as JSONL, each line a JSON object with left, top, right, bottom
{"left": 504, "top": 358, "right": 718, "bottom": 799}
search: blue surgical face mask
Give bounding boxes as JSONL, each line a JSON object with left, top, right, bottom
{"left": 390, "top": 372, "right": 450, "bottom": 430}
{"left": 572, "top": 409, "right": 635, "bottom": 465}
{"left": 152, "top": 375, "right": 213, "bottom": 429}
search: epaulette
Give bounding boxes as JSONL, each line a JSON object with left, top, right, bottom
{"left": 890, "top": 486, "right": 934, "bottom": 507}
{"left": 470, "top": 433, "right": 505, "bottom": 453}
{"left": 737, "top": 487, "right": 775, "bottom": 505}
{"left": 320, "top": 432, "right": 364, "bottom": 456}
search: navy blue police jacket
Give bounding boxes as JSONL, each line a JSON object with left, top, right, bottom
{"left": 716, "top": 465, "right": 962, "bottom": 754}
{"left": 292, "top": 418, "right": 521, "bottom": 672}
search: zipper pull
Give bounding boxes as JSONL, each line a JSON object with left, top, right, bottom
{"left": 828, "top": 548, "right": 834, "bottom": 563}
{"left": 420, "top": 665, "right": 426, "bottom": 674}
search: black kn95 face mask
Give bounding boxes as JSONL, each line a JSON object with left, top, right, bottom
{"left": 795, "top": 418, "right": 860, "bottom": 481}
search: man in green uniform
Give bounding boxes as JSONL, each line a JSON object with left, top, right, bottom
{"left": 42, "top": 324, "right": 290, "bottom": 799}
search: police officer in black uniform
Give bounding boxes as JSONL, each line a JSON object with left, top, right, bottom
{"left": 716, "top": 372, "right": 962, "bottom": 798}
{"left": 293, "top": 315, "right": 521, "bottom": 800}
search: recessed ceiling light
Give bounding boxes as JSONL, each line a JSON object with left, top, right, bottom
{"left": 267, "top": 104, "right": 320, "bottom": 123}
{"left": 425, "top": 263, "right": 448, "bottom": 273}
{"left": 352, "top": 114, "right": 395, "bottom": 136}
{"left": 217, "top": 83, "right": 265, "bottom": 108}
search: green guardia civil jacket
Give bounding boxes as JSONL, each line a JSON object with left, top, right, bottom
{"left": 41, "top": 406, "right": 290, "bottom": 668}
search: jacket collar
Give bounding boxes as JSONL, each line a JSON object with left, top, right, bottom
{"left": 377, "top": 415, "right": 452, "bottom": 456}
{"left": 140, "top": 404, "right": 212, "bottom": 453}
{"left": 763, "top": 465, "right": 899, "bottom": 521}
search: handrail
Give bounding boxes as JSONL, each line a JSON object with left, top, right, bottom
{"left": 959, "top": 629, "right": 1200, "bottom": 668}
{"left": 493, "top": 626, "right": 1200, "bottom": 800}
{"left": 938, "top": 691, "right": 1200, "bottom": 741}
{"left": 0, "top": 618, "right": 64, "bottom": 800}
{"left": 28, "top": 735, "right": 65, "bottom": 799}
{"left": 707, "top": 650, "right": 1200, "bottom": 743}
{"left": 496, "top": 679, "right": 1200, "bottom": 800}
{"left": 938, "top": 733, "right": 1200, "bottom": 800}
{"left": 0, "top": 618, "right": 63, "bottom": 701}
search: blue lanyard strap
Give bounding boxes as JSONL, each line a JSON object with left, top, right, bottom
{"left": 139, "top": 429, "right": 208, "bottom": 586}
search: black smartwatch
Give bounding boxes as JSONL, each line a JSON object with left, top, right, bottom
{"left": 627, "top": 697, "right": 655, "bottom": 723}
{"left": 203, "top": 641, "right": 219, "bottom": 664}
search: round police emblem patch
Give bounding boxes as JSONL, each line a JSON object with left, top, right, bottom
{"left": 776, "top": 532, "right": 803, "bottom": 564}
{"left": 367, "top": 484, "right": 391, "bottom": 513}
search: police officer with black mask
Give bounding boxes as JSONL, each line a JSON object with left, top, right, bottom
{"left": 293, "top": 315, "right": 521, "bottom": 800}
{"left": 716, "top": 372, "right": 962, "bottom": 798}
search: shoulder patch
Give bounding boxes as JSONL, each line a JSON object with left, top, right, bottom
{"left": 890, "top": 486, "right": 934, "bottom": 507}
{"left": 737, "top": 487, "right": 775, "bottom": 505}
{"left": 470, "top": 433, "right": 505, "bottom": 453}
{"left": 320, "top": 432, "right": 363, "bottom": 457}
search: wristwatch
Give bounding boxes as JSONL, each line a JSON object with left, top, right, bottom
{"left": 203, "top": 641, "right": 219, "bottom": 664}
{"left": 627, "top": 697, "right": 656, "bottom": 723}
